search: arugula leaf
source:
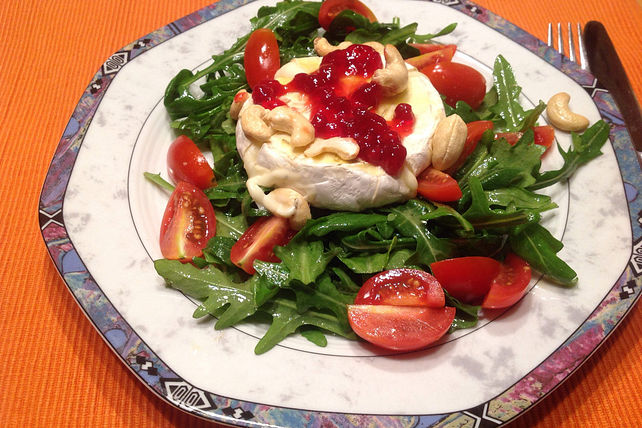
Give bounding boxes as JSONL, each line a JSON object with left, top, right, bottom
{"left": 143, "top": 172, "right": 175, "bottom": 192}
{"left": 385, "top": 248, "right": 416, "bottom": 269}
{"left": 299, "top": 212, "right": 388, "bottom": 238}
{"left": 252, "top": 261, "right": 288, "bottom": 306}
{"left": 509, "top": 223, "right": 577, "bottom": 285}
{"left": 300, "top": 328, "right": 328, "bottom": 347}
{"left": 444, "top": 100, "right": 481, "bottom": 123}
{"left": 528, "top": 120, "right": 610, "bottom": 190}
{"left": 489, "top": 55, "right": 527, "bottom": 132}
{"left": 330, "top": 267, "right": 361, "bottom": 292}
{"left": 463, "top": 177, "right": 539, "bottom": 229}
{"left": 422, "top": 202, "right": 474, "bottom": 233}
{"left": 275, "top": 240, "right": 339, "bottom": 284}
{"left": 519, "top": 101, "right": 547, "bottom": 131}
{"left": 154, "top": 259, "right": 259, "bottom": 328}
{"left": 255, "top": 295, "right": 356, "bottom": 354}
{"left": 462, "top": 177, "right": 556, "bottom": 230}
{"left": 325, "top": 11, "right": 455, "bottom": 58}
{"left": 214, "top": 211, "right": 247, "bottom": 240}
{"left": 201, "top": 236, "right": 236, "bottom": 267}
{"left": 154, "top": 259, "right": 238, "bottom": 299}
{"left": 445, "top": 291, "right": 480, "bottom": 332}
{"left": 294, "top": 273, "right": 355, "bottom": 328}
{"left": 457, "top": 131, "right": 545, "bottom": 207}
{"left": 387, "top": 200, "right": 454, "bottom": 265}
{"left": 339, "top": 251, "right": 390, "bottom": 274}
{"left": 341, "top": 227, "right": 415, "bottom": 251}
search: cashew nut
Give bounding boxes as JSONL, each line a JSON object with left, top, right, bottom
{"left": 546, "top": 92, "right": 589, "bottom": 132}
{"left": 431, "top": 114, "right": 467, "bottom": 171}
{"left": 372, "top": 44, "right": 408, "bottom": 97}
{"left": 362, "top": 41, "right": 385, "bottom": 55}
{"left": 266, "top": 106, "right": 315, "bottom": 147}
{"left": 304, "top": 137, "right": 360, "bottom": 160}
{"left": 240, "top": 104, "right": 273, "bottom": 142}
{"left": 229, "top": 89, "right": 249, "bottom": 120}
{"left": 262, "top": 188, "right": 311, "bottom": 230}
{"left": 313, "top": 37, "right": 352, "bottom": 56}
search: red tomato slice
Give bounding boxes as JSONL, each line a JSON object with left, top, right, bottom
{"left": 355, "top": 269, "right": 445, "bottom": 307}
{"left": 430, "top": 256, "right": 501, "bottom": 304}
{"left": 244, "top": 28, "right": 280, "bottom": 89}
{"left": 447, "top": 120, "right": 494, "bottom": 174}
{"left": 160, "top": 181, "right": 216, "bottom": 261}
{"left": 495, "top": 125, "right": 555, "bottom": 154}
{"left": 347, "top": 305, "right": 455, "bottom": 351}
{"left": 405, "top": 45, "right": 456, "bottom": 69}
{"left": 318, "top": 0, "right": 377, "bottom": 30}
{"left": 167, "top": 135, "right": 215, "bottom": 190}
{"left": 409, "top": 43, "right": 455, "bottom": 55}
{"left": 230, "top": 216, "right": 296, "bottom": 275}
{"left": 417, "top": 167, "right": 462, "bottom": 202}
{"left": 533, "top": 125, "right": 555, "bottom": 151}
{"left": 482, "top": 253, "right": 532, "bottom": 309}
{"left": 420, "top": 61, "right": 486, "bottom": 110}
{"left": 494, "top": 132, "right": 521, "bottom": 145}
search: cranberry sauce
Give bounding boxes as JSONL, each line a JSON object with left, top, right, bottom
{"left": 251, "top": 44, "right": 415, "bottom": 176}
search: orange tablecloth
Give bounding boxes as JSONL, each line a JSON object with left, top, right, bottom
{"left": 1, "top": 1, "right": 641, "bottom": 426}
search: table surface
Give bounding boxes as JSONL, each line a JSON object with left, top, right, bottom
{"left": 1, "top": 0, "right": 641, "bottom": 427}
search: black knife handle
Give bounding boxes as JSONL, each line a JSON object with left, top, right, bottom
{"left": 584, "top": 21, "right": 642, "bottom": 160}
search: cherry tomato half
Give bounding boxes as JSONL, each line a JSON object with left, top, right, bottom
{"left": 482, "top": 253, "right": 532, "bottom": 309}
{"left": 416, "top": 167, "right": 462, "bottom": 202}
{"left": 347, "top": 305, "right": 455, "bottom": 351}
{"left": 318, "top": 0, "right": 377, "bottom": 30}
{"left": 355, "top": 269, "right": 445, "bottom": 307}
{"left": 430, "top": 256, "right": 501, "bottom": 304}
{"left": 244, "top": 28, "right": 280, "bottom": 89}
{"left": 420, "top": 61, "right": 486, "bottom": 110}
{"left": 495, "top": 125, "right": 555, "bottom": 154}
{"left": 405, "top": 44, "right": 456, "bottom": 69}
{"left": 160, "top": 181, "right": 216, "bottom": 261}
{"left": 167, "top": 135, "right": 215, "bottom": 190}
{"left": 230, "top": 216, "right": 296, "bottom": 275}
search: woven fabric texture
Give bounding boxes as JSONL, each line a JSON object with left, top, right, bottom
{"left": 1, "top": 0, "right": 640, "bottom": 427}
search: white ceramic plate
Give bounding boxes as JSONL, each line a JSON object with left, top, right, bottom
{"left": 39, "top": 0, "right": 642, "bottom": 425}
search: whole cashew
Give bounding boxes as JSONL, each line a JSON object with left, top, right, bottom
{"left": 229, "top": 89, "right": 249, "bottom": 120}
{"left": 240, "top": 104, "right": 273, "bottom": 142}
{"left": 304, "top": 137, "right": 360, "bottom": 160}
{"left": 372, "top": 44, "right": 408, "bottom": 97}
{"left": 266, "top": 106, "right": 315, "bottom": 147}
{"left": 431, "top": 114, "right": 467, "bottom": 171}
{"left": 262, "top": 187, "right": 311, "bottom": 230}
{"left": 313, "top": 37, "right": 352, "bottom": 56}
{"left": 546, "top": 92, "right": 589, "bottom": 132}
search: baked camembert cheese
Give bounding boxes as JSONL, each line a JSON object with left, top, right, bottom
{"left": 234, "top": 38, "right": 446, "bottom": 229}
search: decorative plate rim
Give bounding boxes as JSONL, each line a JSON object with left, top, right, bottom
{"left": 38, "top": 0, "right": 642, "bottom": 426}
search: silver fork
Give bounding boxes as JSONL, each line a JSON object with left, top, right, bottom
{"left": 547, "top": 22, "right": 589, "bottom": 71}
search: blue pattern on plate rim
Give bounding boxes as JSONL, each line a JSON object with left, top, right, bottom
{"left": 38, "top": 0, "right": 642, "bottom": 426}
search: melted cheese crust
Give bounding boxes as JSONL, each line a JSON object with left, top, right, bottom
{"left": 236, "top": 55, "right": 445, "bottom": 212}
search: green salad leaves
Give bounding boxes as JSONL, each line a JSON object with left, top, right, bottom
{"left": 151, "top": 0, "right": 610, "bottom": 353}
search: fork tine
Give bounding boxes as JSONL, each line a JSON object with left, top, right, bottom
{"left": 577, "top": 23, "right": 588, "bottom": 70}
{"left": 546, "top": 22, "right": 589, "bottom": 72}
{"left": 567, "top": 23, "right": 576, "bottom": 62}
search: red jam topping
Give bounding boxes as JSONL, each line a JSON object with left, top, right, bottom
{"left": 251, "top": 44, "right": 415, "bottom": 176}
